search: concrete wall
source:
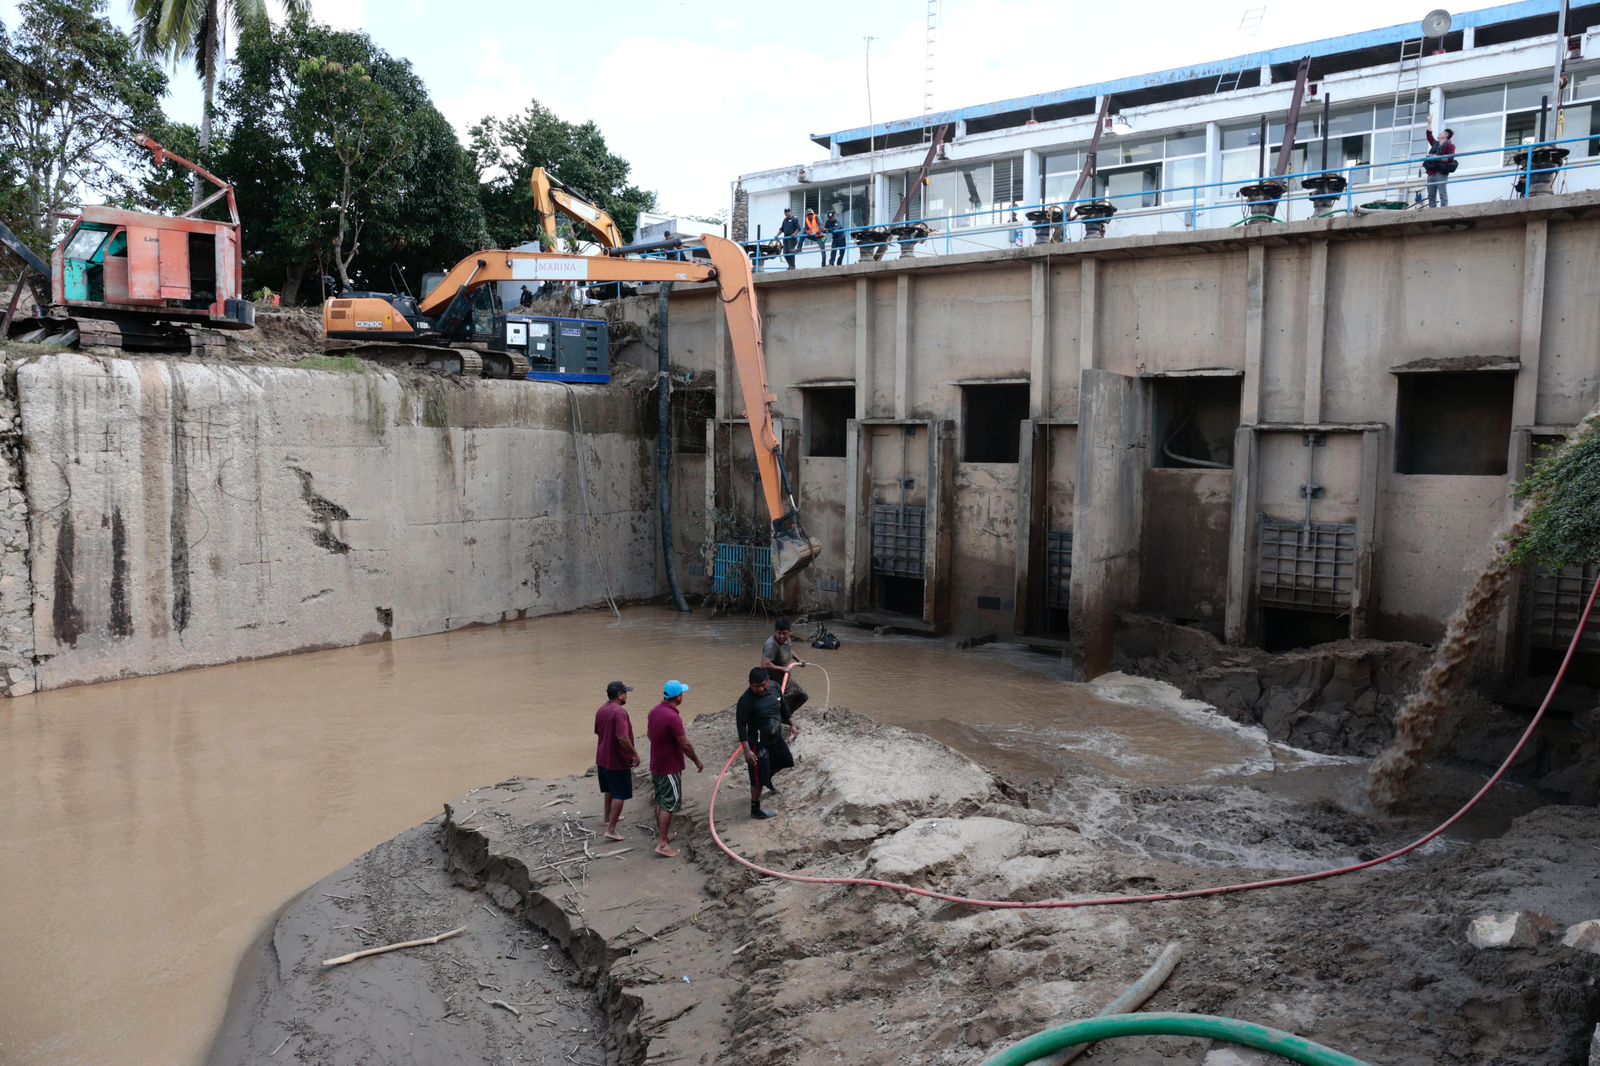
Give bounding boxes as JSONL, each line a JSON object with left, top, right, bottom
{"left": 663, "top": 191, "right": 1600, "bottom": 667}
{"left": 9, "top": 356, "right": 660, "bottom": 693}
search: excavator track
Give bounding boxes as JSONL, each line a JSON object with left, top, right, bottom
{"left": 479, "top": 351, "right": 532, "bottom": 380}
{"left": 326, "top": 342, "right": 486, "bottom": 377}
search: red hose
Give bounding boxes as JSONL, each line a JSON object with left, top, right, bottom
{"left": 707, "top": 573, "right": 1600, "bottom": 909}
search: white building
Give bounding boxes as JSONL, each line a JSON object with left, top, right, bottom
{"left": 736, "top": 0, "right": 1600, "bottom": 264}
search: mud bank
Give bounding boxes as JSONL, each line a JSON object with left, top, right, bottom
{"left": 222, "top": 705, "right": 1600, "bottom": 1064}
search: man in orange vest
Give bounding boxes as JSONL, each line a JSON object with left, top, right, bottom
{"left": 802, "top": 208, "right": 828, "bottom": 266}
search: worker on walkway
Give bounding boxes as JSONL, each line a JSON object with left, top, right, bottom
{"left": 736, "top": 667, "right": 795, "bottom": 819}
{"left": 518, "top": 285, "right": 534, "bottom": 308}
{"left": 593, "top": 680, "right": 639, "bottom": 842}
{"left": 762, "top": 617, "right": 810, "bottom": 716}
{"left": 802, "top": 208, "right": 827, "bottom": 265}
{"left": 1424, "top": 128, "right": 1456, "bottom": 208}
{"left": 778, "top": 207, "right": 800, "bottom": 268}
{"left": 646, "top": 680, "right": 702, "bottom": 858}
{"left": 825, "top": 210, "right": 847, "bottom": 266}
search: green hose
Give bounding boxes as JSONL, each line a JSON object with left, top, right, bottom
{"left": 984, "top": 1012, "right": 1374, "bottom": 1066}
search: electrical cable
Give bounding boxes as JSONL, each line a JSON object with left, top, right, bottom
{"left": 706, "top": 571, "right": 1600, "bottom": 910}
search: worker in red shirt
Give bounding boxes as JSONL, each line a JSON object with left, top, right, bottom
{"left": 593, "top": 680, "right": 639, "bottom": 842}
{"left": 1424, "top": 128, "right": 1456, "bottom": 208}
{"left": 646, "top": 680, "right": 703, "bottom": 858}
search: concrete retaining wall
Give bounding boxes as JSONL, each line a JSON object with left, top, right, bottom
{"left": 8, "top": 355, "right": 660, "bottom": 693}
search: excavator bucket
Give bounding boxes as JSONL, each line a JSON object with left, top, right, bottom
{"left": 772, "top": 527, "right": 822, "bottom": 585}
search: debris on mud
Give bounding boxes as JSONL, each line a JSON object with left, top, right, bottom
{"left": 216, "top": 704, "right": 1600, "bottom": 1065}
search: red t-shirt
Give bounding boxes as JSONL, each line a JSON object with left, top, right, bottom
{"left": 646, "top": 701, "right": 688, "bottom": 776}
{"left": 593, "top": 701, "right": 634, "bottom": 771}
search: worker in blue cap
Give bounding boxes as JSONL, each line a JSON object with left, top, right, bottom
{"left": 647, "top": 680, "right": 703, "bottom": 858}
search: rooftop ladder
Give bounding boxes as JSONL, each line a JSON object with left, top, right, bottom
{"left": 1380, "top": 37, "right": 1426, "bottom": 200}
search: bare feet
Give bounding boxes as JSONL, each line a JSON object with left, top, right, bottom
{"left": 654, "top": 843, "right": 680, "bottom": 858}
{"left": 604, "top": 830, "right": 625, "bottom": 842}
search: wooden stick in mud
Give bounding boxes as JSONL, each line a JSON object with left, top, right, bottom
{"left": 321, "top": 926, "right": 466, "bottom": 968}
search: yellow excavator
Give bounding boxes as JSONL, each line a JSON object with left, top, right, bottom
{"left": 322, "top": 234, "right": 820, "bottom": 583}
{"left": 530, "top": 167, "right": 625, "bottom": 250}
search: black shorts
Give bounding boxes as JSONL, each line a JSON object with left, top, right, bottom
{"left": 596, "top": 766, "right": 633, "bottom": 801}
{"left": 746, "top": 737, "right": 794, "bottom": 788}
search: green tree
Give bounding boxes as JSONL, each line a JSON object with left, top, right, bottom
{"left": 470, "top": 102, "right": 656, "bottom": 248}
{"left": 0, "top": 0, "right": 167, "bottom": 250}
{"left": 293, "top": 55, "right": 414, "bottom": 290}
{"left": 213, "top": 14, "right": 482, "bottom": 301}
{"left": 130, "top": 0, "right": 306, "bottom": 196}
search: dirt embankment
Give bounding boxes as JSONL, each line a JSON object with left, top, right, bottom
{"left": 217, "top": 705, "right": 1600, "bottom": 1065}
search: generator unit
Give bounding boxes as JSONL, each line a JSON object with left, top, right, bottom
{"left": 504, "top": 315, "right": 609, "bottom": 383}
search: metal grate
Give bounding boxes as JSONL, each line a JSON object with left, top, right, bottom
{"left": 712, "top": 543, "right": 774, "bottom": 601}
{"left": 871, "top": 505, "right": 926, "bottom": 578}
{"left": 1046, "top": 530, "right": 1073, "bottom": 610}
{"left": 1256, "top": 517, "right": 1356, "bottom": 613}
{"left": 1527, "top": 564, "right": 1600, "bottom": 654}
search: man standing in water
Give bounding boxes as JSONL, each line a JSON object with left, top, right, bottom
{"left": 736, "top": 668, "right": 796, "bottom": 819}
{"left": 761, "top": 617, "right": 810, "bottom": 716}
{"left": 647, "top": 680, "right": 703, "bottom": 858}
{"left": 593, "top": 680, "right": 639, "bottom": 842}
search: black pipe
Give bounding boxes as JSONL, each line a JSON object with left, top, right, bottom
{"left": 1538, "top": 94, "right": 1549, "bottom": 142}
{"left": 608, "top": 236, "right": 687, "bottom": 257}
{"left": 657, "top": 283, "right": 690, "bottom": 612}
{"left": 1257, "top": 115, "right": 1268, "bottom": 180}
{"left": 1320, "top": 96, "right": 1331, "bottom": 172}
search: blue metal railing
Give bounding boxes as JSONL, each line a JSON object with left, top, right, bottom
{"left": 714, "top": 133, "right": 1598, "bottom": 271}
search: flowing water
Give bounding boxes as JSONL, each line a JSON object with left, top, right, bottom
{"left": 0, "top": 608, "right": 1390, "bottom": 1064}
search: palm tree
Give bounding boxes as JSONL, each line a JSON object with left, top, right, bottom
{"left": 131, "top": 0, "right": 307, "bottom": 195}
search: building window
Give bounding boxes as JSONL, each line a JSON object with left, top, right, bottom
{"left": 1394, "top": 371, "right": 1514, "bottom": 476}
{"left": 961, "top": 384, "right": 1029, "bottom": 463}
{"left": 802, "top": 386, "right": 854, "bottom": 458}
{"left": 1042, "top": 149, "right": 1084, "bottom": 202}
{"left": 890, "top": 156, "right": 1024, "bottom": 228}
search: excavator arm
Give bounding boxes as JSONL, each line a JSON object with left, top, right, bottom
{"left": 416, "top": 235, "right": 819, "bottom": 583}
{"left": 530, "top": 168, "right": 626, "bottom": 251}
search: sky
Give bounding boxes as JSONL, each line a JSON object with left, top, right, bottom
{"left": 6, "top": 0, "right": 1436, "bottom": 218}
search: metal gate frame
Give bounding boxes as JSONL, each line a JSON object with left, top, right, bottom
{"left": 1256, "top": 516, "right": 1356, "bottom": 614}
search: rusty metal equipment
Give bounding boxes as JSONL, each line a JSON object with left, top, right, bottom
{"left": 2, "top": 135, "right": 254, "bottom": 351}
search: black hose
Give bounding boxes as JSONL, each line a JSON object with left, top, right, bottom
{"left": 658, "top": 283, "right": 690, "bottom": 612}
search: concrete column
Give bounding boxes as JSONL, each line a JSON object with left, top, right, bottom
{"left": 855, "top": 278, "right": 873, "bottom": 419}
{"left": 894, "top": 274, "right": 912, "bottom": 419}
{"left": 1079, "top": 258, "right": 1099, "bottom": 372}
{"left": 1428, "top": 86, "right": 1446, "bottom": 132}
{"left": 1303, "top": 240, "right": 1329, "bottom": 424}
{"left": 1029, "top": 261, "right": 1050, "bottom": 419}
{"left": 954, "top": 119, "right": 968, "bottom": 139}
{"left": 1513, "top": 220, "right": 1548, "bottom": 429}
{"left": 1021, "top": 147, "right": 1043, "bottom": 208}
{"left": 843, "top": 420, "right": 871, "bottom": 610}
{"left": 1462, "top": 25, "right": 1475, "bottom": 48}
{"left": 714, "top": 305, "right": 732, "bottom": 420}
{"left": 1013, "top": 420, "right": 1043, "bottom": 636}
{"left": 1350, "top": 427, "right": 1384, "bottom": 639}
{"left": 872, "top": 172, "right": 890, "bottom": 225}
{"left": 1242, "top": 244, "right": 1266, "bottom": 424}
{"left": 924, "top": 420, "right": 958, "bottom": 628}
{"left": 1204, "top": 122, "right": 1222, "bottom": 203}
{"left": 1224, "top": 426, "right": 1259, "bottom": 645}
{"left": 1259, "top": 64, "right": 1273, "bottom": 86}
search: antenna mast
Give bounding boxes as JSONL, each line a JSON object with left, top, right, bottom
{"left": 923, "top": 0, "right": 939, "bottom": 140}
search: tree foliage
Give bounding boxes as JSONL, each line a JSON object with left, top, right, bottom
{"left": 1509, "top": 419, "right": 1600, "bottom": 571}
{"left": 0, "top": 0, "right": 167, "bottom": 250}
{"left": 214, "top": 14, "right": 483, "bottom": 300}
{"left": 470, "top": 102, "right": 655, "bottom": 249}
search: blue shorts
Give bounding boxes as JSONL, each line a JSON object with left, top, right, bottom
{"left": 596, "top": 766, "right": 633, "bottom": 801}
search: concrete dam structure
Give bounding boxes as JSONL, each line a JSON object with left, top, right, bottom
{"left": 0, "top": 357, "right": 658, "bottom": 694}
{"left": 661, "top": 190, "right": 1600, "bottom": 678}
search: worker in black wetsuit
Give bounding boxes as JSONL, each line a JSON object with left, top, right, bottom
{"left": 736, "top": 667, "right": 796, "bottom": 819}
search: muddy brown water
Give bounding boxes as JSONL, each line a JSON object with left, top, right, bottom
{"left": 0, "top": 607, "right": 1395, "bottom": 1064}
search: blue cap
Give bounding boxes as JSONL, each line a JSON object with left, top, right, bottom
{"left": 663, "top": 680, "right": 690, "bottom": 699}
